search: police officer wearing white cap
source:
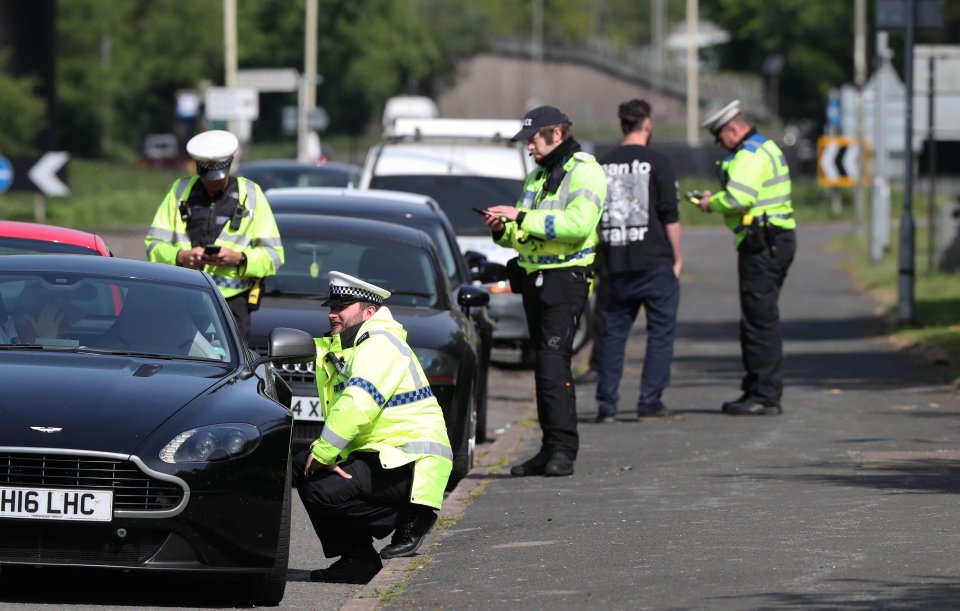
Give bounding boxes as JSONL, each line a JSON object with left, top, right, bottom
{"left": 292, "top": 271, "right": 452, "bottom": 584}
{"left": 145, "top": 129, "right": 284, "bottom": 342}
{"left": 693, "top": 100, "right": 797, "bottom": 416}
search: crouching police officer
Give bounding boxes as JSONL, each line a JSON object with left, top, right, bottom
{"left": 145, "top": 129, "right": 283, "bottom": 343}
{"left": 695, "top": 100, "right": 797, "bottom": 416}
{"left": 293, "top": 271, "right": 452, "bottom": 584}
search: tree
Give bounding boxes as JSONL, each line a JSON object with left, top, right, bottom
{"left": 0, "top": 53, "right": 46, "bottom": 156}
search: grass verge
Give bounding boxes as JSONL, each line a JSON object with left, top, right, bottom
{"left": 836, "top": 213, "right": 960, "bottom": 387}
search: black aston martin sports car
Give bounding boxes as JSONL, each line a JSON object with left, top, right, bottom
{"left": 0, "top": 255, "right": 316, "bottom": 606}
{"left": 249, "top": 214, "right": 490, "bottom": 487}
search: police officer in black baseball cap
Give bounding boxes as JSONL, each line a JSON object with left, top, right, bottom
{"left": 511, "top": 105, "right": 572, "bottom": 142}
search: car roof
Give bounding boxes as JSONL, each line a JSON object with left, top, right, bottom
{"left": 0, "top": 254, "right": 213, "bottom": 287}
{"left": 237, "top": 159, "right": 360, "bottom": 172}
{"left": 0, "top": 220, "right": 110, "bottom": 254}
{"left": 266, "top": 187, "right": 441, "bottom": 216}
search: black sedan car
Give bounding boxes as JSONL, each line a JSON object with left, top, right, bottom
{"left": 0, "top": 255, "right": 316, "bottom": 606}
{"left": 249, "top": 214, "right": 490, "bottom": 486}
{"left": 264, "top": 186, "right": 503, "bottom": 442}
{"left": 236, "top": 159, "right": 361, "bottom": 190}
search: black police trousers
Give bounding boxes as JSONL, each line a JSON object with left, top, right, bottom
{"left": 292, "top": 450, "right": 412, "bottom": 558}
{"left": 737, "top": 229, "right": 797, "bottom": 406}
{"left": 520, "top": 266, "right": 590, "bottom": 459}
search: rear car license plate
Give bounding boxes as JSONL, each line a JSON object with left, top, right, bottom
{"left": 291, "top": 396, "right": 324, "bottom": 422}
{"left": 0, "top": 486, "right": 113, "bottom": 521}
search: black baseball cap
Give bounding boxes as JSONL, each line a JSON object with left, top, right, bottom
{"left": 511, "top": 105, "right": 571, "bottom": 142}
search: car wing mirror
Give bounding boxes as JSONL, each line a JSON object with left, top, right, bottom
{"left": 245, "top": 327, "right": 316, "bottom": 378}
{"left": 472, "top": 261, "right": 508, "bottom": 284}
{"left": 457, "top": 285, "right": 490, "bottom": 310}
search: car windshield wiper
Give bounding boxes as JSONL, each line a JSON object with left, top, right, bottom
{"left": 388, "top": 290, "right": 433, "bottom": 298}
{"left": 0, "top": 343, "right": 81, "bottom": 352}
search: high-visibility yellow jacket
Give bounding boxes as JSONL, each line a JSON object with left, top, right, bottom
{"left": 708, "top": 131, "right": 796, "bottom": 247}
{"left": 309, "top": 306, "right": 452, "bottom": 509}
{"left": 496, "top": 151, "right": 606, "bottom": 273}
{"left": 145, "top": 176, "right": 284, "bottom": 299}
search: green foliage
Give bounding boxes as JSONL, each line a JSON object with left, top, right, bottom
{"left": 838, "top": 209, "right": 960, "bottom": 382}
{"left": 0, "top": 160, "right": 181, "bottom": 230}
{"left": 58, "top": 0, "right": 224, "bottom": 158}
{"left": 0, "top": 55, "right": 46, "bottom": 156}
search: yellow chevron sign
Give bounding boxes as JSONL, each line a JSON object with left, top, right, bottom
{"left": 817, "top": 136, "right": 871, "bottom": 188}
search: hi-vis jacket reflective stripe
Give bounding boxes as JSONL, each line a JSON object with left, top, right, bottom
{"left": 309, "top": 306, "right": 452, "bottom": 509}
{"left": 496, "top": 151, "right": 607, "bottom": 273}
{"left": 708, "top": 131, "right": 796, "bottom": 247}
{"left": 144, "top": 176, "right": 284, "bottom": 299}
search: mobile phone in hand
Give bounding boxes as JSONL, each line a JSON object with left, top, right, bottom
{"left": 204, "top": 245, "right": 222, "bottom": 256}
{"left": 684, "top": 191, "right": 704, "bottom": 204}
{"left": 472, "top": 207, "right": 491, "bottom": 217}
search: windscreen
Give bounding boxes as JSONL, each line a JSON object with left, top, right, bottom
{"left": 0, "top": 237, "right": 100, "bottom": 256}
{"left": 370, "top": 175, "right": 523, "bottom": 237}
{"left": 267, "top": 232, "right": 442, "bottom": 309}
{"left": 0, "top": 273, "right": 232, "bottom": 361}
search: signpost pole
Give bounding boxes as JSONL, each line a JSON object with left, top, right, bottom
{"left": 897, "top": 0, "right": 915, "bottom": 324}
{"left": 33, "top": 194, "right": 45, "bottom": 224}
{"left": 926, "top": 55, "right": 936, "bottom": 272}
{"left": 854, "top": 0, "right": 868, "bottom": 239}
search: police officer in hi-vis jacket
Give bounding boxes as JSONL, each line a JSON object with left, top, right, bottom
{"left": 696, "top": 100, "right": 797, "bottom": 416}
{"left": 483, "top": 105, "right": 607, "bottom": 477}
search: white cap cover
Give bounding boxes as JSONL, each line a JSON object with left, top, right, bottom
{"left": 186, "top": 130, "right": 239, "bottom": 181}
{"left": 701, "top": 100, "right": 742, "bottom": 135}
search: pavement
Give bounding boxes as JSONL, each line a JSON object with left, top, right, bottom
{"left": 345, "top": 224, "right": 960, "bottom": 610}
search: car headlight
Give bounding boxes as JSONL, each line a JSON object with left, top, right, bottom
{"left": 416, "top": 348, "right": 458, "bottom": 385}
{"left": 159, "top": 423, "right": 261, "bottom": 463}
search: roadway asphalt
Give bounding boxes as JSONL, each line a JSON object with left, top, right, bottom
{"left": 346, "top": 224, "right": 960, "bottom": 610}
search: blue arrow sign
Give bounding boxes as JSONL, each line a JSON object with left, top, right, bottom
{"left": 0, "top": 155, "right": 13, "bottom": 194}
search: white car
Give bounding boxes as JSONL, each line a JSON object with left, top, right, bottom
{"left": 358, "top": 118, "right": 592, "bottom": 365}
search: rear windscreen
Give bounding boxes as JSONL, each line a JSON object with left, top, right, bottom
{"left": 370, "top": 175, "right": 523, "bottom": 236}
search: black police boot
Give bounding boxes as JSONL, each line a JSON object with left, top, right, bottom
{"left": 544, "top": 452, "right": 575, "bottom": 477}
{"left": 380, "top": 505, "right": 438, "bottom": 559}
{"left": 510, "top": 449, "right": 552, "bottom": 476}
{"left": 721, "top": 394, "right": 749, "bottom": 413}
{"left": 311, "top": 544, "right": 382, "bottom": 584}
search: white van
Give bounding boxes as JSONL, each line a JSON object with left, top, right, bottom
{"left": 381, "top": 96, "right": 440, "bottom": 134}
{"left": 358, "top": 117, "right": 592, "bottom": 365}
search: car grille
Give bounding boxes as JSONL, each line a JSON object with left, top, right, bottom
{"left": 0, "top": 523, "right": 168, "bottom": 564}
{"left": 274, "top": 360, "right": 315, "bottom": 385}
{"left": 294, "top": 421, "right": 324, "bottom": 442}
{"left": 0, "top": 452, "right": 184, "bottom": 512}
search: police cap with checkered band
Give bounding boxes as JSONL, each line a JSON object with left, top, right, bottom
{"left": 321, "top": 271, "right": 391, "bottom": 308}
{"left": 186, "top": 130, "right": 239, "bottom": 181}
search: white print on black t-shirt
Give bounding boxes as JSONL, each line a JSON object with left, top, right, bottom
{"left": 601, "top": 159, "right": 651, "bottom": 246}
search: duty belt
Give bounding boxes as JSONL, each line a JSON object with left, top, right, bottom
{"left": 519, "top": 247, "right": 594, "bottom": 266}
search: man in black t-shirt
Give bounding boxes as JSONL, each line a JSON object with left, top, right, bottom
{"left": 594, "top": 99, "right": 682, "bottom": 422}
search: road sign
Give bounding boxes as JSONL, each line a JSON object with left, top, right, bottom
{"left": 236, "top": 68, "right": 300, "bottom": 93}
{"left": 817, "top": 136, "right": 867, "bottom": 188}
{"left": 27, "top": 152, "right": 70, "bottom": 196}
{"left": 204, "top": 87, "right": 259, "bottom": 121}
{"left": 282, "top": 106, "right": 330, "bottom": 134}
{"left": 0, "top": 155, "right": 12, "bottom": 194}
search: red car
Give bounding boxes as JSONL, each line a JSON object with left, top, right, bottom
{"left": 0, "top": 220, "right": 112, "bottom": 256}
